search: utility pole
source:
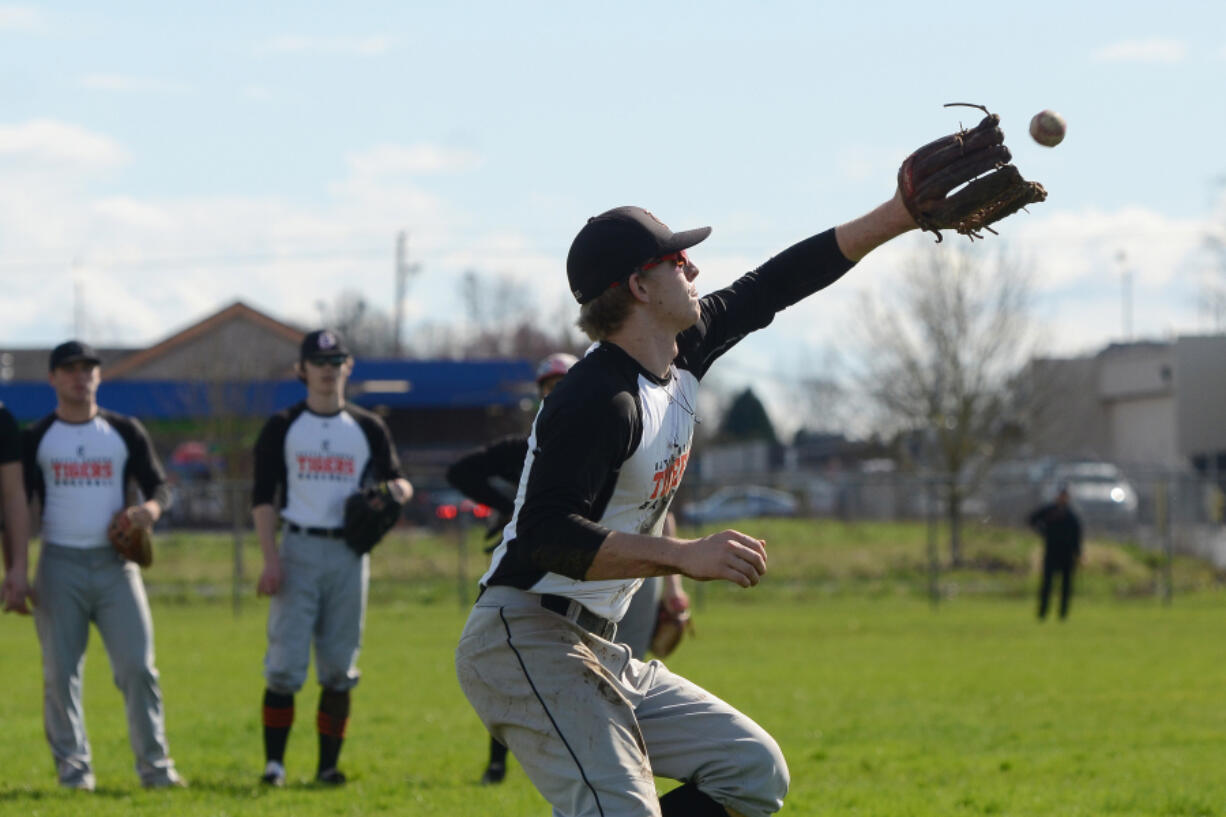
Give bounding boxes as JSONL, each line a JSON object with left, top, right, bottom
{"left": 394, "top": 231, "right": 421, "bottom": 357}
{"left": 1116, "top": 250, "right": 1133, "bottom": 341}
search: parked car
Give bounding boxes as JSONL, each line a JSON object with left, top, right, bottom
{"left": 1044, "top": 461, "right": 1139, "bottom": 528}
{"left": 406, "top": 486, "right": 494, "bottom": 529}
{"left": 679, "top": 485, "right": 799, "bottom": 525}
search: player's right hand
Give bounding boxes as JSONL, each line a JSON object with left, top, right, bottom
{"left": 677, "top": 530, "right": 767, "bottom": 588}
{"left": 257, "top": 556, "right": 283, "bottom": 597}
{"left": 1, "top": 573, "right": 33, "bottom": 614}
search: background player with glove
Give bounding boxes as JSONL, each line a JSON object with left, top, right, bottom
{"left": 455, "top": 111, "right": 1043, "bottom": 817}
{"left": 446, "top": 352, "right": 690, "bottom": 784}
{"left": 251, "top": 329, "right": 412, "bottom": 787}
{"left": 20, "top": 341, "right": 184, "bottom": 791}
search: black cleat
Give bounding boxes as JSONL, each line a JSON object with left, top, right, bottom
{"left": 316, "top": 768, "right": 347, "bottom": 785}
{"left": 480, "top": 762, "right": 506, "bottom": 785}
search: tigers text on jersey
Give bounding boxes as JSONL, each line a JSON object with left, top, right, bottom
{"left": 22, "top": 411, "right": 168, "bottom": 548}
{"left": 480, "top": 228, "right": 856, "bottom": 622}
{"left": 252, "top": 402, "right": 404, "bottom": 529}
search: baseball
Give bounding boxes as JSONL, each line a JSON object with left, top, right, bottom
{"left": 1029, "top": 109, "right": 1066, "bottom": 147}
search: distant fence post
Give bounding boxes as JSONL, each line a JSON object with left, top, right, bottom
{"left": 926, "top": 475, "right": 940, "bottom": 608}
{"left": 1153, "top": 479, "right": 1173, "bottom": 606}
{"left": 456, "top": 515, "right": 470, "bottom": 608}
{"left": 231, "top": 481, "right": 245, "bottom": 618}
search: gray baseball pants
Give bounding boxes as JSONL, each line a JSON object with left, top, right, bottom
{"left": 264, "top": 529, "right": 368, "bottom": 694}
{"left": 33, "top": 544, "right": 179, "bottom": 788}
{"left": 455, "top": 585, "right": 788, "bottom": 817}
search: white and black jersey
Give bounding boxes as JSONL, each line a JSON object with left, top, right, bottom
{"left": 481, "top": 228, "right": 855, "bottom": 621}
{"left": 251, "top": 402, "right": 404, "bottom": 529}
{"left": 22, "top": 410, "right": 170, "bottom": 548}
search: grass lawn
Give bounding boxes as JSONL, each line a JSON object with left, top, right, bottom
{"left": 0, "top": 520, "right": 1222, "bottom": 816}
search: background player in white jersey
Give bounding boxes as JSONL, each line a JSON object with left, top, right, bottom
{"left": 20, "top": 341, "right": 184, "bottom": 791}
{"left": 252, "top": 329, "right": 412, "bottom": 787}
{"left": 1, "top": 401, "right": 33, "bottom": 614}
{"left": 446, "top": 352, "right": 690, "bottom": 785}
{"left": 455, "top": 194, "right": 920, "bottom": 816}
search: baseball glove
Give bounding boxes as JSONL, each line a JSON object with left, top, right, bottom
{"left": 342, "top": 482, "right": 403, "bottom": 556}
{"left": 108, "top": 508, "right": 153, "bottom": 568}
{"left": 899, "top": 103, "right": 1047, "bottom": 242}
{"left": 650, "top": 599, "right": 695, "bottom": 658}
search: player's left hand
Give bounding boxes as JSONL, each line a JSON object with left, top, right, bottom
{"left": 128, "top": 504, "right": 157, "bottom": 529}
{"left": 1, "top": 572, "right": 33, "bottom": 614}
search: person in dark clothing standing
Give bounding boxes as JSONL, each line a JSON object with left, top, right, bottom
{"left": 1028, "top": 485, "right": 1083, "bottom": 620}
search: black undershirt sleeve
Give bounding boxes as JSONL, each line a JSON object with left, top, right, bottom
{"left": 351, "top": 407, "right": 405, "bottom": 483}
{"left": 0, "top": 408, "right": 19, "bottom": 465}
{"left": 511, "top": 388, "right": 639, "bottom": 581}
{"left": 446, "top": 436, "right": 529, "bottom": 516}
{"left": 107, "top": 412, "right": 173, "bottom": 510}
{"left": 676, "top": 227, "right": 855, "bottom": 379}
{"left": 20, "top": 415, "right": 55, "bottom": 506}
{"left": 252, "top": 412, "right": 291, "bottom": 509}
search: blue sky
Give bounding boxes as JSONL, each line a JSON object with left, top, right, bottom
{"left": 2, "top": 2, "right": 1224, "bottom": 430}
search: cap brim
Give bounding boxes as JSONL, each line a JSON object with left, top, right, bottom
{"left": 663, "top": 226, "right": 712, "bottom": 253}
{"left": 54, "top": 354, "right": 101, "bottom": 367}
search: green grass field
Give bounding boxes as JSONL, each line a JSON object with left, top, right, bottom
{"left": 1, "top": 521, "right": 1222, "bottom": 816}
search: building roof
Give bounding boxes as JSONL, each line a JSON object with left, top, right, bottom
{"left": 104, "top": 300, "right": 305, "bottom": 379}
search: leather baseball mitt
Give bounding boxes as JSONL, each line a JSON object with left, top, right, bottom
{"left": 108, "top": 508, "right": 153, "bottom": 568}
{"left": 342, "top": 483, "right": 403, "bottom": 556}
{"left": 899, "top": 103, "right": 1047, "bottom": 242}
{"left": 650, "top": 599, "right": 695, "bottom": 658}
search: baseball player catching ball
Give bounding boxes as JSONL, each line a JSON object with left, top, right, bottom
{"left": 454, "top": 111, "right": 1041, "bottom": 816}
{"left": 20, "top": 341, "right": 184, "bottom": 791}
{"left": 252, "top": 329, "right": 412, "bottom": 787}
{"left": 446, "top": 353, "right": 689, "bottom": 785}
{"left": 1, "top": 399, "right": 33, "bottom": 613}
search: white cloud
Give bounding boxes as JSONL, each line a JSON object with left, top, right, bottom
{"left": 0, "top": 4, "right": 42, "bottom": 31}
{"left": 80, "top": 74, "right": 188, "bottom": 94}
{"left": 0, "top": 120, "right": 127, "bottom": 168}
{"left": 1091, "top": 39, "right": 1187, "bottom": 63}
{"left": 242, "top": 85, "right": 274, "bottom": 102}
{"left": 259, "top": 34, "right": 393, "bottom": 57}
{"left": 344, "top": 143, "right": 484, "bottom": 177}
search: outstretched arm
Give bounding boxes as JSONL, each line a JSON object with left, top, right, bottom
{"left": 834, "top": 189, "right": 917, "bottom": 263}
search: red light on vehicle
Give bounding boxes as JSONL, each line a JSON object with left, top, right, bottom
{"left": 435, "top": 505, "right": 459, "bottom": 520}
{"left": 472, "top": 504, "right": 491, "bottom": 519}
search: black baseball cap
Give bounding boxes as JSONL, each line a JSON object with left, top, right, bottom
{"left": 49, "top": 340, "right": 101, "bottom": 371}
{"left": 300, "top": 329, "right": 350, "bottom": 360}
{"left": 566, "top": 206, "right": 711, "bottom": 305}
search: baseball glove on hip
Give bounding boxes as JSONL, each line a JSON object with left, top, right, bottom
{"left": 342, "top": 483, "right": 403, "bottom": 556}
{"left": 108, "top": 508, "right": 153, "bottom": 568}
{"left": 650, "top": 599, "right": 695, "bottom": 659}
{"left": 899, "top": 103, "right": 1046, "bottom": 242}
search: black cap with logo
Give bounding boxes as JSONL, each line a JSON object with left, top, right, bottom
{"left": 565, "top": 206, "right": 711, "bottom": 305}
{"left": 300, "top": 329, "right": 350, "bottom": 360}
{"left": 48, "top": 340, "right": 102, "bottom": 371}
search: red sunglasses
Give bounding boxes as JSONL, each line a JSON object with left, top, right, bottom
{"left": 639, "top": 249, "right": 690, "bottom": 272}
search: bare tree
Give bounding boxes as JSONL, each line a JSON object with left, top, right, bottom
{"left": 853, "top": 241, "right": 1039, "bottom": 565}
{"left": 315, "top": 290, "right": 399, "bottom": 357}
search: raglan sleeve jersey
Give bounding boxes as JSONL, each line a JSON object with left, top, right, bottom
{"left": 479, "top": 228, "right": 856, "bottom": 621}
{"left": 0, "top": 406, "right": 19, "bottom": 465}
{"left": 252, "top": 401, "right": 404, "bottom": 529}
{"left": 445, "top": 435, "right": 530, "bottom": 516}
{"left": 22, "top": 409, "right": 171, "bottom": 548}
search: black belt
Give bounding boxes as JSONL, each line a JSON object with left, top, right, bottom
{"left": 539, "top": 593, "right": 616, "bottom": 641}
{"left": 286, "top": 522, "right": 345, "bottom": 539}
